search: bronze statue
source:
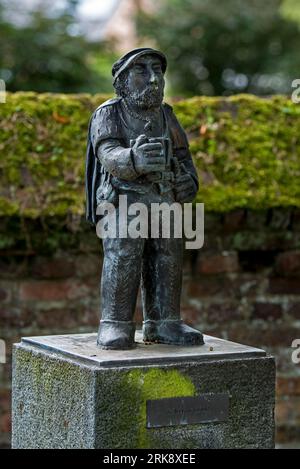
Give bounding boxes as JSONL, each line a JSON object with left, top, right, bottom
{"left": 86, "top": 48, "right": 204, "bottom": 349}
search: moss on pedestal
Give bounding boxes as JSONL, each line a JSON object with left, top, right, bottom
{"left": 122, "top": 368, "right": 196, "bottom": 447}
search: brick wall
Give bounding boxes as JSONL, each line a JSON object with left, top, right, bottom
{"left": 1, "top": 208, "right": 300, "bottom": 447}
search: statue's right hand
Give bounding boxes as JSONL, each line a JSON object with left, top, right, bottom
{"left": 132, "top": 134, "right": 165, "bottom": 175}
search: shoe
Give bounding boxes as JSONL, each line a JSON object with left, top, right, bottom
{"left": 143, "top": 319, "right": 204, "bottom": 346}
{"left": 97, "top": 320, "right": 136, "bottom": 350}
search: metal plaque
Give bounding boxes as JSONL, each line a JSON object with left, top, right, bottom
{"left": 146, "top": 394, "right": 229, "bottom": 429}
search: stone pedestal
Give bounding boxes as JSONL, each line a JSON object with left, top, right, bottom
{"left": 12, "top": 332, "right": 275, "bottom": 449}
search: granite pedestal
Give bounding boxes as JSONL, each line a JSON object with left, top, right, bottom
{"left": 12, "top": 332, "right": 275, "bottom": 449}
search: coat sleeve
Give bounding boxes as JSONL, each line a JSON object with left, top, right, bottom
{"left": 165, "top": 104, "right": 199, "bottom": 190}
{"left": 90, "top": 105, "right": 138, "bottom": 181}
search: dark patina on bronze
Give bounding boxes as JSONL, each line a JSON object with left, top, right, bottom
{"left": 86, "top": 48, "right": 204, "bottom": 350}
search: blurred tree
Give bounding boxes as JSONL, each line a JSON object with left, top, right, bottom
{"left": 280, "top": 0, "right": 300, "bottom": 24}
{"left": 0, "top": 0, "right": 114, "bottom": 93}
{"left": 136, "top": 0, "right": 300, "bottom": 96}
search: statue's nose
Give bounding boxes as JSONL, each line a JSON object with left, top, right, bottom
{"left": 149, "top": 70, "right": 158, "bottom": 84}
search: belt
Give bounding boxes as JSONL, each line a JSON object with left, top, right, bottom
{"left": 112, "top": 171, "right": 175, "bottom": 195}
{"left": 144, "top": 171, "right": 175, "bottom": 183}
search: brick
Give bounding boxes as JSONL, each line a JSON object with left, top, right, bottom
{"left": 36, "top": 307, "right": 98, "bottom": 329}
{"left": 223, "top": 210, "right": 246, "bottom": 232}
{"left": 31, "top": 256, "right": 76, "bottom": 279}
{"left": 275, "top": 398, "right": 300, "bottom": 426}
{"left": 276, "top": 425, "right": 300, "bottom": 445}
{"left": 222, "top": 323, "right": 300, "bottom": 348}
{"left": 75, "top": 254, "right": 102, "bottom": 278}
{"left": 228, "top": 230, "right": 298, "bottom": 252}
{"left": 1, "top": 361, "right": 12, "bottom": 387}
{"left": 277, "top": 376, "right": 300, "bottom": 397}
{"left": 252, "top": 303, "right": 282, "bottom": 320}
{"left": 19, "top": 279, "right": 96, "bottom": 302}
{"left": 0, "top": 282, "right": 14, "bottom": 304}
{"left": 276, "top": 251, "right": 300, "bottom": 277}
{"left": 0, "top": 308, "right": 9, "bottom": 321}
{"left": 0, "top": 256, "right": 29, "bottom": 279}
{"left": 245, "top": 210, "right": 268, "bottom": 229}
{"left": 0, "top": 288, "right": 7, "bottom": 302}
{"left": 0, "top": 308, "right": 35, "bottom": 328}
{"left": 238, "top": 275, "right": 262, "bottom": 297}
{"left": 185, "top": 277, "right": 229, "bottom": 298}
{"left": 79, "top": 235, "right": 102, "bottom": 253}
{"left": 201, "top": 234, "right": 223, "bottom": 250}
{"left": 262, "top": 232, "right": 299, "bottom": 251}
{"left": 180, "top": 306, "right": 201, "bottom": 326}
{"left": 20, "top": 281, "right": 69, "bottom": 301}
{"left": 269, "top": 278, "right": 300, "bottom": 295}
{"left": 293, "top": 209, "right": 300, "bottom": 230}
{"left": 239, "top": 251, "right": 277, "bottom": 273}
{"left": 0, "top": 389, "right": 10, "bottom": 412}
{"left": 269, "top": 209, "right": 292, "bottom": 230}
{"left": 205, "top": 303, "right": 241, "bottom": 323}
{"left": 184, "top": 274, "right": 261, "bottom": 299}
{"left": 287, "top": 303, "right": 300, "bottom": 319}
{"left": 197, "top": 251, "right": 239, "bottom": 274}
{"left": 0, "top": 412, "right": 11, "bottom": 434}
{"left": 203, "top": 213, "right": 223, "bottom": 232}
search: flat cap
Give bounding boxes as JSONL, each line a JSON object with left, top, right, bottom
{"left": 112, "top": 48, "right": 167, "bottom": 84}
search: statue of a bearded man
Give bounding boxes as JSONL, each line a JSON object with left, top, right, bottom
{"left": 86, "top": 48, "right": 204, "bottom": 349}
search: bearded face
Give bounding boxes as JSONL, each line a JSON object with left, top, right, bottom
{"left": 114, "top": 55, "right": 165, "bottom": 110}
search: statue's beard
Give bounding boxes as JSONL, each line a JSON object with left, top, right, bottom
{"left": 124, "top": 84, "right": 164, "bottom": 110}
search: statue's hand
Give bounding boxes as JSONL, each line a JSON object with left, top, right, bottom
{"left": 132, "top": 134, "right": 166, "bottom": 175}
{"left": 174, "top": 165, "right": 198, "bottom": 203}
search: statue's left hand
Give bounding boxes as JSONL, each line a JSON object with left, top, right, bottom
{"left": 174, "top": 168, "right": 198, "bottom": 203}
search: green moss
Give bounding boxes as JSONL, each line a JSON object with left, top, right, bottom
{"left": 0, "top": 92, "right": 300, "bottom": 219}
{"left": 0, "top": 92, "right": 110, "bottom": 218}
{"left": 173, "top": 94, "right": 300, "bottom": 212}
{"left": 121, "top": 368, "right": 196, "bottom": 448}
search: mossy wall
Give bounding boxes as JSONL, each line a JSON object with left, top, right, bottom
{"left": 0, "top": 92, "right": 299, "bottom": 221}
{"left": 1, "top": 93, "right": 300, "bottom": 447}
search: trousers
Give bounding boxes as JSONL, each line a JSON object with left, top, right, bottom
{"left": 100, "top": 184, "right": 183, "bottom": 325}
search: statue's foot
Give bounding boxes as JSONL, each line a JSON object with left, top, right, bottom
{"left": 97, "top": 320, "right": 136, "bottom": 350}
{"left": 143, "top": 319, "right": 204, "bottom": 346}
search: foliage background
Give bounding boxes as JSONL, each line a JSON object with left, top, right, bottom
{"left": 136, "top": 0, "right": 300, "bottom": 96}
{"left": 1, "top": 0, "right": 300, "bottom": 96}
{"left": 0, "top": 92, "right": 299, "bottom": 222}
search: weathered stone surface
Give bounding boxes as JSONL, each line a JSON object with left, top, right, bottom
{"left": 12, "top": 332, "right": 275, "bottom": 449}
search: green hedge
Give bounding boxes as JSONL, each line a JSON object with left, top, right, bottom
{"left": 0, "top": 92, "right": 300, "bottom": 218}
